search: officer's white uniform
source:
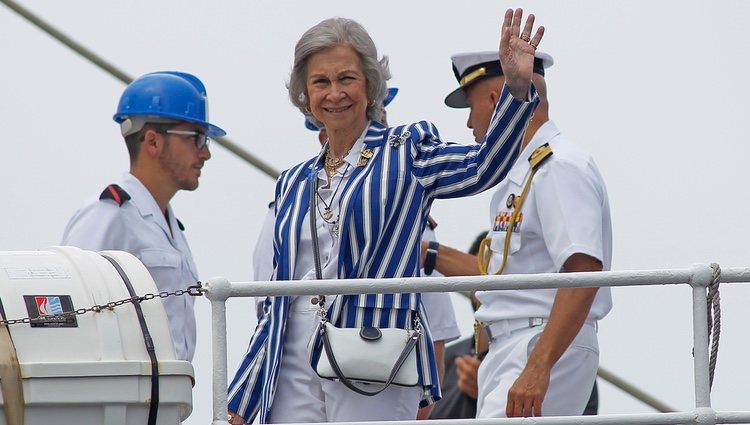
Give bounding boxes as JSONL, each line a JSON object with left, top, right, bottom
{"left": 62, "top": 172, "right": 199, "bottom": 362}
{"left": 474, "top": 121, "right": 612, "bottom": 417}
{"left": 253, "top": 206, "right": 461, "bottom": 344}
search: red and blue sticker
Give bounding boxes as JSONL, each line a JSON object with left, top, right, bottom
{"left": 23, "top": 295, "right": 77, "bottom": 328}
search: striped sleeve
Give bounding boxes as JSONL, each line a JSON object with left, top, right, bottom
{"left": 412, "top": 84, "right": 538, "bottom": 199}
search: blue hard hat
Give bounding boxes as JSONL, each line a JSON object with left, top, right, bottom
{"left": 114, "top": 71, "right": 226, "bottom": 137}
{"left": 304, "top": 87, "right": 399, "bottom": 131}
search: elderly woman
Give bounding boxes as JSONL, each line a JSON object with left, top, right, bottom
{"left": 228, "top": 9, "right": 544, "bottom": 424}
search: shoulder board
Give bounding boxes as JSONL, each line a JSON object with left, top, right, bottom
{"left": 528, "top": 143, "right": 553, "bottom": 171}
{"left": 176, "top": 218, "right": 185, "bottom": 231}
{"left": 99, "top": 184, "right": 131, "bottom": 207}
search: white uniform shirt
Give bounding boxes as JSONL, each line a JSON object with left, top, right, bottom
{"left": 475, "top": 121, "right": 613, "bottom": 323}
{"left": 252, "top": 206, "right": 276, "bottom": 282}
{"left": 421, "top": 226, "right": 461, "bottom": 343}
{"left": 251, "top": 133, "right": 459, "bottom": 342}
{"left": 61, "top": 172, "right": 199, "bottom": 361}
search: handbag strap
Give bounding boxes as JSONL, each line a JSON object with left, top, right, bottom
{"left": 310, "top": 175, "right": 324, "bottom": 281}
{"left": 320, "top": 324, "right": 420, "bottom": 396}
{"left": 309, "top": 175, "right": 332, "bottom": 321}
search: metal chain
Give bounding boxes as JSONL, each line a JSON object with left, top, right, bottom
{"left": 707, "top": 263, "right": 721, "bottom": 389}
{"left": 0, "top": 282, "right": 204, "bottom": 327}
{"left": 412, "top": 311, "right": 423, "bottom": 337}
{"left": 318, "top": 295, "right": 328, "bottom": 323}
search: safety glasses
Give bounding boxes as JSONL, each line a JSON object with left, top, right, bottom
{"left": 159, "top": 129, "right": 210, "bottom": 150}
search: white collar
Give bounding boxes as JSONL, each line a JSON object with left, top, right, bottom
{"left": 506, "top": 120, "right": 561, "bottom": 185}
{"left": 120, "top": 172, "right": 175, "bottom": 237}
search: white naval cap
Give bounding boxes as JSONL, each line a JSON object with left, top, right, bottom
{"left": 445, "top": 50, "right": 554, "bottom": 108}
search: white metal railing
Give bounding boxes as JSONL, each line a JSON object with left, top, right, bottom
{"left": 203, "top": 265, "right": 750, "bottom": 425}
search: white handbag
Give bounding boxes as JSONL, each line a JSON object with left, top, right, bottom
{"left": 315, "top": 316, "right": 420, "bottom": 395}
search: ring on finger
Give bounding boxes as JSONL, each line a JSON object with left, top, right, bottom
{"left": 520, "top": 34, "right": 530, "bottom": 42}
{"left": 529, "top": 42, "right": 538, "bottom": 50}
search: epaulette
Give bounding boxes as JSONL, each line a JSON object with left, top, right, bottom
{"left": 99, "top": 184, "right": 131, "bottom": 207}
{"left": 528, "top": 143, "right": 553, "bottom": 171}
{"left": 427, "top": 216, "right": 438, "bottom": 230}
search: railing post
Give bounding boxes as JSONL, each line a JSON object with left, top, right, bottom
{"left": 203, "top": 277, "right": 232, "bottom": 425}
{"left": 689, "top": 264, "right": 713, "bottom": 418}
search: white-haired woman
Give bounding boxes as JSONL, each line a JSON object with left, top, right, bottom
{"left": 228, "top": 9, "right": 544, "bottom": 424}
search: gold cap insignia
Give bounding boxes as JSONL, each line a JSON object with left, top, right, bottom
{"left": 460, "top": 67, "right": 487, "bottom": 87}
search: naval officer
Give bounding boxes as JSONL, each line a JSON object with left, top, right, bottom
{"left": 427, "top": 48, "right": 612, "bottom": 417}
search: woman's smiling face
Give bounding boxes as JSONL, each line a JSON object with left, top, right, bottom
{"left": 305, "top": 44, "right": 369, "bottom": 136}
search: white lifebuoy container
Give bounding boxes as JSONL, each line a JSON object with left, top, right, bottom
{"left": 0, "top": 246, "right": 193, "bottom": 425}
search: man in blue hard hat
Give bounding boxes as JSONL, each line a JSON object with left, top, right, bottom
{"left": 61, "top": 71, "right": 226, "bottom": 362}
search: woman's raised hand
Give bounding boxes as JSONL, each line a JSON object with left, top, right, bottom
{"left": 499, "top": 8, "right": 545, "bottom": 99}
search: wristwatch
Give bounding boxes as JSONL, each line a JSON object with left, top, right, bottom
{"left": 424, "top": 241, "right": 439, "bottom": 275}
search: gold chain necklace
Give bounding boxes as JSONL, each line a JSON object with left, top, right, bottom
{"left": 324, "top": 144, "right": 353, "bottom": 179}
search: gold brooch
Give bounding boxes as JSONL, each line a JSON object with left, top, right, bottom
{"left": 357, "top": 149, "right": 374, "bottom": 166}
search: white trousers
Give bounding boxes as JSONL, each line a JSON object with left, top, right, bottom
{"left": 267, "top": 296, "right": 423, "bottom": 423}
{"left": 476, "top": 321, "right": 599, "bottom": 418}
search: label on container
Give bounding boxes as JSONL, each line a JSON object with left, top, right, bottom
{"left": 23, "top": 295, "right": 78, "bottom": 328}
{"left": 5, "top": 267, "right": 70, "bottom": 280}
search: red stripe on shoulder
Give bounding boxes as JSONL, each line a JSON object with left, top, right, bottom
{"left": 99, "top": 184, "right": 131, "bottom": 207}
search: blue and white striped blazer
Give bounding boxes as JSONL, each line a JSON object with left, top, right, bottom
{"left": 228, "top": 86, "right": 538, "bottom": 423}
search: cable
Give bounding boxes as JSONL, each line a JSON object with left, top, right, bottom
{"left": 0, "top": 0, "right": 280, "bottom": 179}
